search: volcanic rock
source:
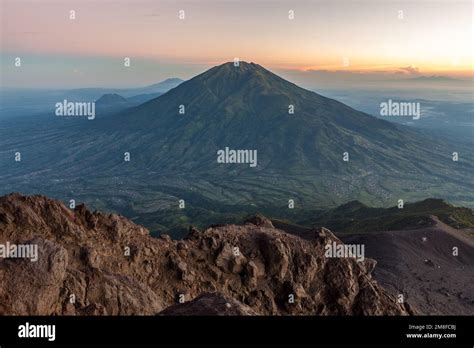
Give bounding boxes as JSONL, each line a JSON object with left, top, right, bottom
{"left": 0, "top": 193, "right": 412, "bottom": 315}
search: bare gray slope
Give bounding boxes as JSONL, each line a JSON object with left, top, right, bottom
{"left": 341, "top": 218, "right": 474, "bottom": 315}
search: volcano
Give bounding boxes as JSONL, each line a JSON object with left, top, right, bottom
{"left": 92, "top": 62, "right": 468, "bottom": 175}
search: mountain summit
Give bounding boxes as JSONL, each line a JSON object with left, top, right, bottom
{"left": 187, "top": 61, "right": 302, "bottom": 96}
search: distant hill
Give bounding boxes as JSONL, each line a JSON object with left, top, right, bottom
{"left": 93, "top": 80, "right": 186, "bottom": 117}
{"left": 95, "top": 93, "right": 130, "bottom": 105}
{"left": 0, "top": 78, "right": 184, "bottom": 119}
{"left": 94, "top": 93, "right": 135, "bottom": 117}
{"left": 144, "top": 78, "right": 184, "bottom": 92}
{"left": 95, "top": 91, "right": 171, "bottom": 108}
{"left": 299, "top": 198, "right": 474, "bottom": 233}
{"left": 69, "top": 77, "right": 184, "bottom": 98}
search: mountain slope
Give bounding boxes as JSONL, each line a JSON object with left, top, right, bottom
{"left": 341, "top": 216, "right": 474, "bottom": 315}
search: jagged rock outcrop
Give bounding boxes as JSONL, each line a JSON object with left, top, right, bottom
{"left": 0, "top": 193, "right": 413, "bottom": 315}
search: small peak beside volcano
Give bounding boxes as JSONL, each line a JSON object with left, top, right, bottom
{"left": 95, "top": 93, "right": 129, "bottom": 105}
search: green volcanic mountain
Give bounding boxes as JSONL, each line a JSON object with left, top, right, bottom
{"left": 1, "top": 62, "right": 472, "bottom": 233}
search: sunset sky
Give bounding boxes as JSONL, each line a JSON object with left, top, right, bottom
{"left": 1, "top": 0, "right": 472, "bottom": 88}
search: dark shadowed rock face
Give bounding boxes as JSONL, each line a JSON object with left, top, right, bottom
{"left": 0, "top": 193, "right": 412, "bottom": 315}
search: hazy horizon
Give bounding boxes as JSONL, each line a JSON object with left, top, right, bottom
{"left": 1, "top": 0, "right": 472, "bottom": 89}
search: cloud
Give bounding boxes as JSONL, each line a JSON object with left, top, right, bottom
{"left": 398, "top": 65, "right": 420, "bottom": 75}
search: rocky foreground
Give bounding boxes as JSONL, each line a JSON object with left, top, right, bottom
{"left": 0, "top": 193, "right": 413, "bottom": 315}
